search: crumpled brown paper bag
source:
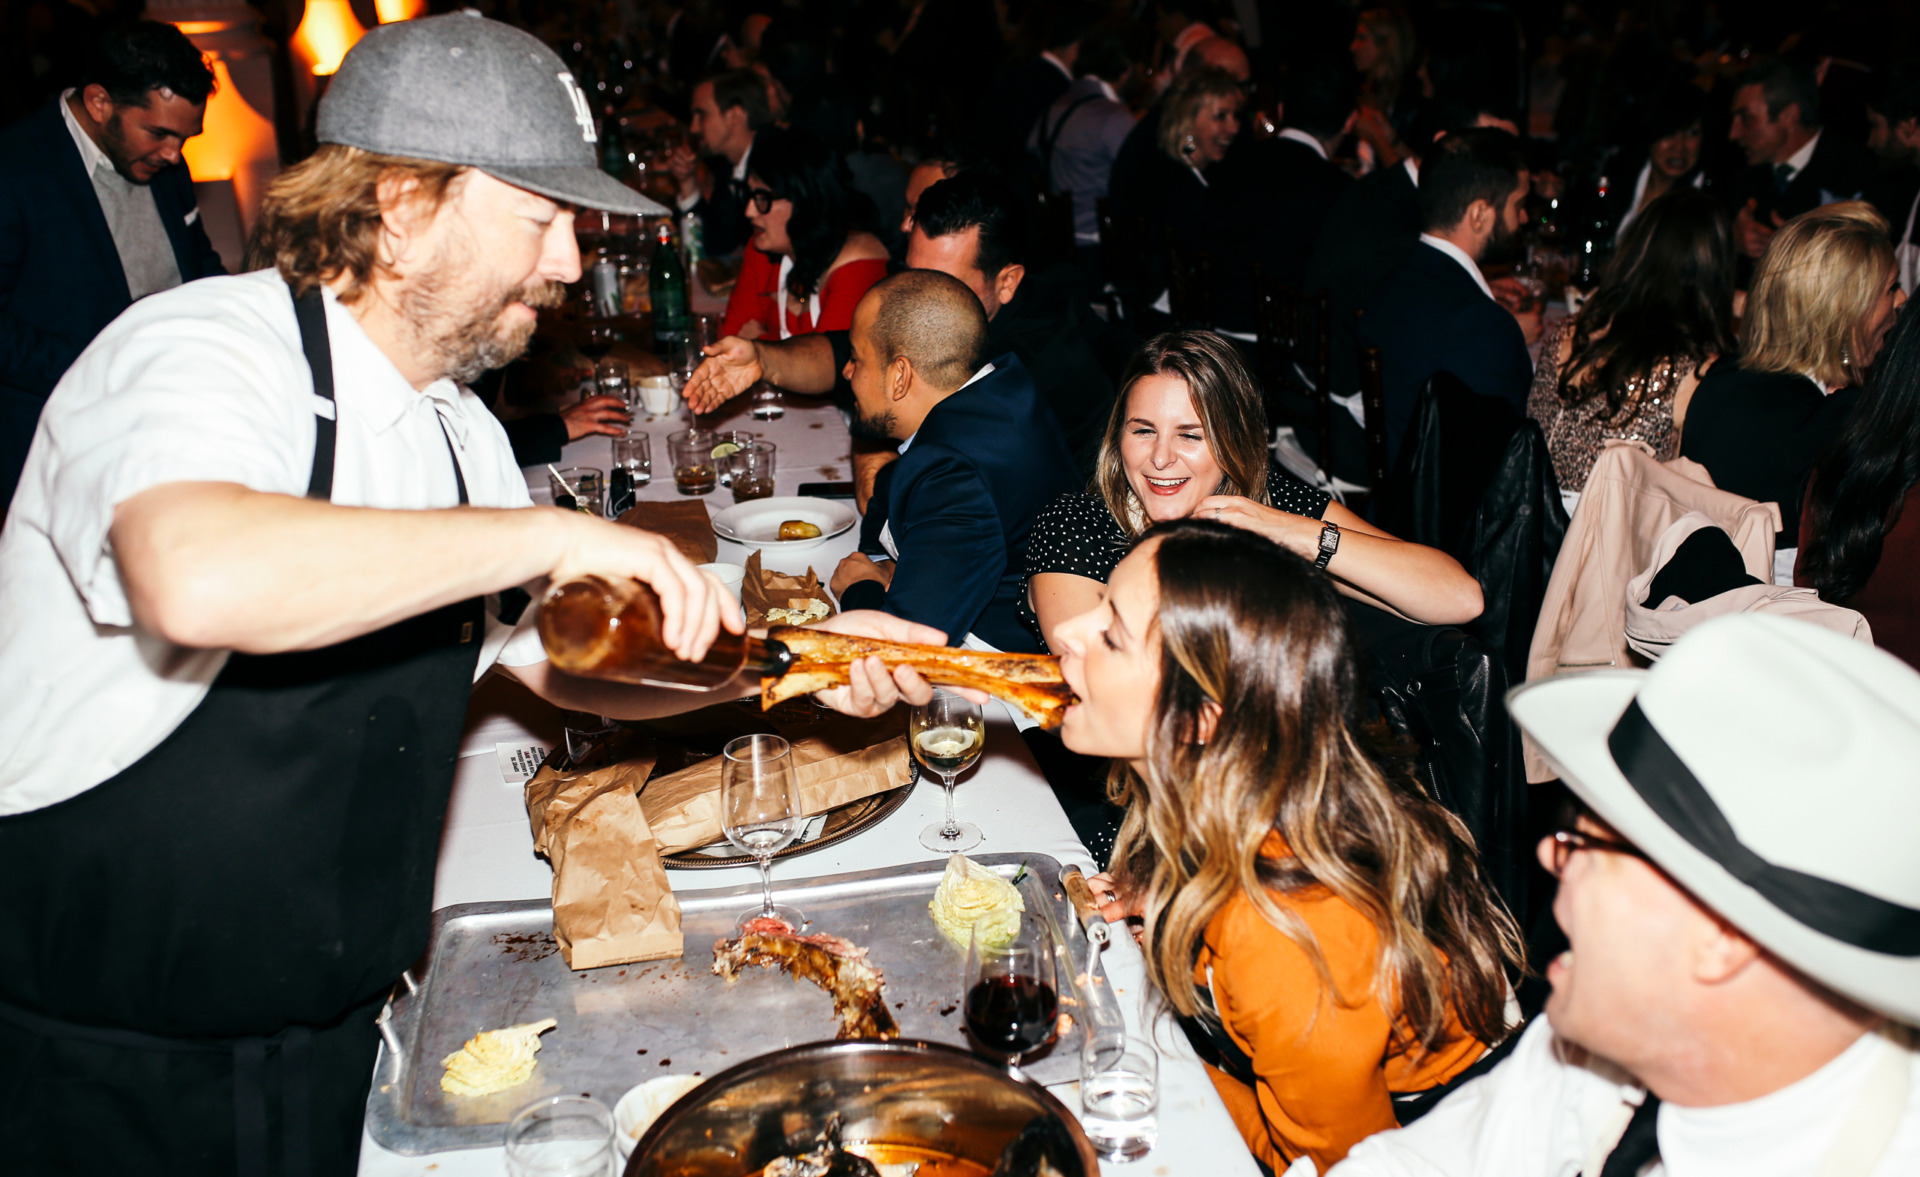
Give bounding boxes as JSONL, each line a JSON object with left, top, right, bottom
{"left": 616, "top": 500, "right": 717, "bottom": 565}
{"left": 526, "top": 733, "right": 684, "bottom": 969}
{"left": 640, "top": 710, "right": 911, "bottom": 855}
{"left": 740, "top": 551, "right": 834, "bottom": 628}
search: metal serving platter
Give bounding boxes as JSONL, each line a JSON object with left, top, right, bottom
{"left": 365, "top": 853, "right": 1106, "bottom": 1155}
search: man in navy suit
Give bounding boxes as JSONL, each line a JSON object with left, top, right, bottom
{"left": 830, "top": 270, "right": 1078, "bottom": 654}
{"left": 1360, "top": 127, "right": 1534, "bottom": 466}
{"left": 0, "top": 21, "right": 226, "bottom": 516}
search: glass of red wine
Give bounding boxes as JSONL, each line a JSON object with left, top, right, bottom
{"left": 963, "top": 912, "right": 1059, "bottom": 1070}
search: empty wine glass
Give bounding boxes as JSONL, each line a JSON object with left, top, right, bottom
{"left": 964, "top": 911, "right": 1059, "bottom": 1070}
{"left": 912, "top": 690, "right": 986, "bottom": 852}
{"left": 722, "top": 734, "right": 804, "bottom": 931}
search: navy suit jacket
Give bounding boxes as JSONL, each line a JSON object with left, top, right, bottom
{"left": 0, "top": 97, "right": 226, "bottom": 403}
{"left": 1359, "top": 241, "right": 1533, "bottom": 465}
{"left": 839, "top": 354, "right": 1078, "bottom": 653}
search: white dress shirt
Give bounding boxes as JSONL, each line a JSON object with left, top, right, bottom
{"left": 679, "top": 139, "right": 754, "bottom": 213}
{"left": 59, "top": 89, "right": 182, "bottom": 302}
{"left": 0, "top": 269, "right": 549, "bottom": 816}
{"left": 1330, "top": 1017, "right": 1920, "bottom": 1177}
{"left": 1276, "top": 127, "right": 1330, "bottom": 160}
{"left": 1781, "top": 131, "right": 1820, "bottom": 185}
{"left": 1417, "top": 233, "right": 1495, "bottom": 300}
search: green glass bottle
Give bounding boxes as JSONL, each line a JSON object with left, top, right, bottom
{"left": 650, "top": 220, "right": 689, "bottom": 350}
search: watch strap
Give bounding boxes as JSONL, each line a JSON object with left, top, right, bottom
{"left": 1314, "top": 522, "right": 1340, "bottom": 569}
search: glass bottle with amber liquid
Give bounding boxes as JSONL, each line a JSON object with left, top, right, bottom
{"left": 538, "top": 576, "right": 791, "bottom": 690}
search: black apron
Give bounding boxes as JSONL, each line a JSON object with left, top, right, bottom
{"left": 0, "top": 286, "right": 487, "bottom": 1177}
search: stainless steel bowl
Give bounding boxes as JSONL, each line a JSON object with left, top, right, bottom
{"left": 624, "top": 1039, "right": 1098, "bottom": 1177}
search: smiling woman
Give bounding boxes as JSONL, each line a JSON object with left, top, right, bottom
{"left": 1021, "top": 331, "right": 1483, "bottom": 653}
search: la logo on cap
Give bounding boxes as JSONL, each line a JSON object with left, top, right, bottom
{"left": 557, "top": 72, "right": 595, "bottom": 143}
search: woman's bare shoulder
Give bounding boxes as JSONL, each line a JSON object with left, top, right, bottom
{"left": 832, "top": 231, "right": 892, "bottom": 267}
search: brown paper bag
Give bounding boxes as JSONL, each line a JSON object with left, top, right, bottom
{"left": 639, "top": 710, "right": 912, "bottom": 855}
{"left": 616, "top": 500, "right": 718, "bottom": 565}
{"left": 740, "top": 551, "right": 834, "bottom": 628}
{"left": 525, "top": 733, "right": 684, "bottom": 969}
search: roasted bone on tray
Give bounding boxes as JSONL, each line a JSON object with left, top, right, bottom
{"left": 712, "top": 918, "right": 900, "bottom": 1040}
{"left": 764, "top": 627, "right": 1076, "bottom": 730}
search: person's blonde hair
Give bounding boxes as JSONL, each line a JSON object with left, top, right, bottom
{"left": 1094, "top": 331, "right": 1270, "bottom": 539}
{"left": 1741, "top": 201, "right": 1895, "bottom": 390}
{"left": 1157, "top": 67, "right": 1243, "bottom": 163}
{"left": 244, "top": 144, "right": 467, "bottom": 303}
{"left": 1110, "top": 520, "right": 1522, "bottom": 1053}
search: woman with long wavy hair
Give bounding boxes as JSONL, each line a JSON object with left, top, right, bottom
{"left": 1526, "top": 187, "right": 1735, "bottom": 499}
{"left": 1056, "top": 520, "right": 1521, "bottom": 1172}
{"left": 718, "top": 126, "right": 888, "bottom": 340}
{"left": 1798, "top": 307, "right": 1920, "bottom": 668}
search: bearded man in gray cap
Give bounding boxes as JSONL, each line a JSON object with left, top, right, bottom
{"left": 1330, "top": 614, "right": 1920, "bottom": 1177}
{"left": 0, "top": 16, "right": 948, "bottom": 1175}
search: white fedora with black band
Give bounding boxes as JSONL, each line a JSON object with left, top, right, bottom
{"left": 1509, "top": 614, "right": 1920, "bottom": 1025}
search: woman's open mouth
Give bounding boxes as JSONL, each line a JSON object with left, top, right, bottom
{"left": 1143, "top": 475, "right": 1190, "bottom": 496}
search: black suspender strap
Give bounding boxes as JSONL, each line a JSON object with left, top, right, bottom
{"left": 292, "top": 282, "right": 469, "bottom": 509}
{"left": 291, "top": 287, "right": 337, "bottom": 503}
{"left": 1040, "top": 93, "right": 1102, "bottom": 172}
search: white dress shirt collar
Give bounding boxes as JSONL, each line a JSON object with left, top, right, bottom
{"left": 1418, "top": 233, "right": 1495, "bottom": 300}
{"left": 732, "top": 139, "right": 754, "bottom": 183}
{"left": 1782, "top": 130, "right": 1820, "bottom": 181}
{"left": 1403, "top": 155, "right": 1420, "bottom": 186}
{"left": 58, "top": 90, "right": 112, "bottom": 178}
{"left": 897, "top": 361, "right": 996, "bottom": 458}
{"left": 1040, "top": 51, "right": 1073, "bottom": 83}
{"left": 1276, "top": 127, "right": 1329, "bottom": 160}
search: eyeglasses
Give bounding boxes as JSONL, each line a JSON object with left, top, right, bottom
{"left": 1544, "top": 826, "right": 1653, "bottom": 878}
{"left": 745, "top": 186, "right": 779, "bottom": 214}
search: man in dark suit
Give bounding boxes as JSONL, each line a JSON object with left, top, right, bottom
{"left": 1727, "top": 59, "right": 1878, "bottom": 263}
{"left": 1214, "top": 60, "right": 1356, "bottom": 333}
{"left": 0, "top": 20, "right": 225, "bottom": 516}
{"left": 985, "top": 4, "right": 1094, "bottom": 161}
{"left": 1360, "top": 127, "right": 1534, "bottom": 466}
{"left": 1304, "top": 103, "right": 1518, "bottom": 480}
{"left": 666, "top": 68, "right": 771, "bottom": 259}
{"left": 830, "top": 271, "right": 1078, "bottom": 654}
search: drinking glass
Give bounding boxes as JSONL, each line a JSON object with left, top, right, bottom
{"left": 708, "top": 429, "right": 754, "bottom": 487}
{"left": 548, "top": 465, "right": 605, "bottom": 515}
{"left": 722, "top": 734, "right": 804, "bottom": 931}
{"left": 963, "top": 911, "right": 1059, "bottom": 1069}
{"left": 1080, "top": 1038, "right": 1159, "bottom": 1161}
{"left": 609, "top": 433, "right": 651, "bottom": 515}
{"left": 594, "top": 359, "right": 630, "bottom": 406}
{"left": 731, "top": 440, "right": 777, "bottom": 502}
{"left": 667, "top": 429, "right": 717, "bottom": 496}
{"left": 637, "top": 375, "right": 678, "bottom": 418}
{"left": 912, "top": 690, "right": 986, "bottom": 852}
{"left": 749, "top": 379, "right": 785, "bottom": 421}
{"left": 505, "top": 1094, "right": 617, "bottom": 1177}
{"left": 563, "top": 712, "right": 617, "bottom": 767}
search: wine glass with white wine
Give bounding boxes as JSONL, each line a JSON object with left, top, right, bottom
{"left": 721, "top": 734, "right": 805, "bottom": 931}
{"left": 912, "top": 691, "right": 986, "bottom": 852}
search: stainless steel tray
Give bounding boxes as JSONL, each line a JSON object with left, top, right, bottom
{"left": 365, "top": 853, "right": 1106, "bottom": 1155}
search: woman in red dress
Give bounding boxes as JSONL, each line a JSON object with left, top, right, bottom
{"left": 719, "top": 127, "right": 890, "bottom": 340}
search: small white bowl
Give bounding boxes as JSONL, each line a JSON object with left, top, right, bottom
{"left": 614, "top": 1074, "right": 706, "bottom": 1159}
{"left": 696, "top": 562, "right": 746, "bottom": 601}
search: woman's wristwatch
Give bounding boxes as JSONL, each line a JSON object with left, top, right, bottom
{"left": 1314, "top": 522, "right": 1341, "bottom": 569}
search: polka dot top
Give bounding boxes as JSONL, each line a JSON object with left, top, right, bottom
{"left": 1018, "top": 467, "right": 1333, "bottom": 648}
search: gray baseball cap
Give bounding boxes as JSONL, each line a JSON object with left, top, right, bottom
{"left": 316, "top": 13, "right": 667, "bottom": 216}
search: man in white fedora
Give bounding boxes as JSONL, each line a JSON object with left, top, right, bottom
{"left": 1331, "top": 614, "right": 1920, "bottom": 1176}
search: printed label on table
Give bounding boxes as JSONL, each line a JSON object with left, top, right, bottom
{"left": 498, "top": 741, "right": 553, "bottom": 785}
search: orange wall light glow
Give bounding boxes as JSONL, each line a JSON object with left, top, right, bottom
{"left": 291, "top": 0, "right": 366, "bottom": 76}
{"left": 181, "top": 59, "right": 275, "bottom": 184}
{"left": 375, "top": 0, "right": 427, "bottom": 23}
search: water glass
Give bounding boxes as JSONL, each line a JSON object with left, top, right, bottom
{"left": 1081, "top": 1038, "right": 1159, "bottom": 1161}
{"left": 731, "top": 440, "right": 777, "bottom": 502}
{"left": 609, "top": 433, "right": 651, "bottom": 515}
{"left": 505, "top": 1095, "right": 617, "bottom": 1177}
{"left": 668, "top": 429, "right": 716, "bottom": 496}
{"left": 749, "top": 380, "right": 785, "bottom": 421}
{"left": 594, "top": 359, "right": 630, "bottom": 406}
{"left": 548, "top": 465, "right": 605, "bottom": 515}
